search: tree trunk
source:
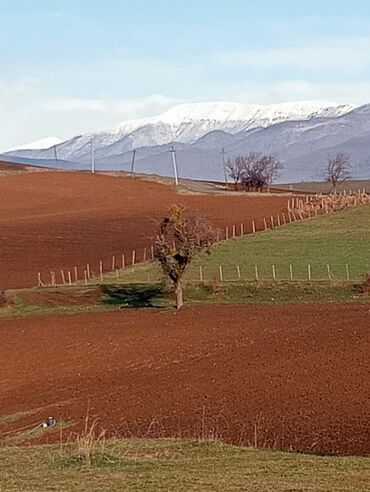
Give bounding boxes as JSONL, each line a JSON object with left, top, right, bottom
{"left": 175, "top": 281, "right": 184, "bottom": 310}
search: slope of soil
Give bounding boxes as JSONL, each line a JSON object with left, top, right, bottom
{"left": 0, "top": 303, "right": 369, "bottom": 455}
{"left": 0, "top": 172, "right": 290, "bottom": 290}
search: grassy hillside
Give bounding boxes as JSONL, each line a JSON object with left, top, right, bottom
{"left": 116, "top": 205, "right": 370, "bottom": 283}
{"left": 1, "top": 439, "right": 370, "bottom": 492}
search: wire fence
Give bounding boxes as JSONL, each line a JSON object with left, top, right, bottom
{"left": 38, "top": 262, "right": 369, "bottom": 288}
{"left": 36, "top": 192, "right": 370, "bottom": 288}
{"left": 136, "top": 263, "right": 366, "bottom": 284}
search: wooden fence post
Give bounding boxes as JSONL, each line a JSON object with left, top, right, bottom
{"left": 272, "top": 264, "right": 276, "bottom": 281}
{"left": 61, "top": 270, "right": 66, "bottom": 285}
{"left": 263, "top": 218, "right": 268, "bottom": 231}
{"left": 252, "top": 220, "right": 256, "bottom": 234}
{"left": 132, "top": 250, "right": 136, "bottom": 265}
{"left": 327, "top": 264, "right": 332, "bottom": 285}
{"left": 232, "top": 224, "right": 236, "bottom": 238}
{"left": 237, "top": 265, "right": 241, "bottom": 280}
{"left": 240, "top": 223, "right": 244, "bottom": 236}
{"left": 345, "top": 264, "right": 350, "bottom": 281}
{"left": 68, "top": 270, "right": 72, "bottom": 286}
{"left": 122, "top": 253, "right": 126, "bottom": 269}
{"left": 254, "top": 265, "right": 259, "bottom": 282}
{"left": 74, "top": 266, "right": 78, "bottom": 283}
{"left": 219, "top": 265, "right": 224, "bottom": 282}
{"left": 112, "top": 256, "right": 116, "bottom": 271}
{"left": 38, "top": 272, "right": 45, "bottom": 287}
{"left": 308, "top": 264, "right": 312, "bottom": 281}
{"left": 199, "top": 265, "right": 203, "bottom": 282}
{"left": 87, "top": 264, "right": 91, "bottom": 279}
{"left": 289, "top": 264, "right": 293, "bottom": 281}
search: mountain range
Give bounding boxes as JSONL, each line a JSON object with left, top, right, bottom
{"left": 4, "top": 100, "right": 370, "bottom": 182}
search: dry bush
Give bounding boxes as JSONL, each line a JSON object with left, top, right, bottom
{"left": 73, "top": 415, "right": 106, "bottom": 466}
{"left": 0, "top": 291, "right": 15, "bottom": 307}
{"left": 359, "top": 273, "right": 370, "bottom": 294}
{"left": 211, "top": 278, "right": 223, "bottom": 295}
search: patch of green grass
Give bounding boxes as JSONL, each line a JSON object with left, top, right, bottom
{"left": 114, "top": 205, "right": 370, "bottom": 283}
{"left": 101, "top": 283, "right": 167, "bottom": 308}
{"left": 184, "top": 280, "right": 362, "bottom": 304}
{"left": 0, "top": 295, "right": 114, "bottom": 319}
{"left": 0, "top": 279, "right": 367, "bottom": 321}
{"left": 59, "top": 451, "right": 121, "bottom": 469}
{"left": 0, "top": 438, "right": 369, "bottom": 491}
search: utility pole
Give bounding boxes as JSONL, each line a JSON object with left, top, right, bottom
{"left": 91, "top": 137, "right": 95, "bottom": 174}
{"left": 221, "top": 147, "right": 229, "bottom": 191}
{"left": 53, "top": 145, "right": 58, "bottom": 166}
{"left": 170, "top": 146, "right": 179, "bottom": 186}
{"left": 130, "top": 149, "right": 136, "bottom": 177}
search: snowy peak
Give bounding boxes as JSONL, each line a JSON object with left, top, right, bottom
{"left": 109, "top": 100, "right": 355, "bottom": 147}
{"left": 6, "top": 100, "right": 355, "bottom": 162}
{"left": 113, "top": 100, "right": 354, "bottom": 131}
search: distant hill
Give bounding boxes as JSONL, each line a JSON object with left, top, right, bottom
{"left": 5, "top": 100, "right": 370, "bottom": 182}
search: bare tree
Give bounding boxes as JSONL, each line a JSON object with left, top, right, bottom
{"left": 155, "top": 204, "right": 216, "bottom": 310}
{"left": 226, "top": 153, "right": 283, "bottom": 191}
{"left": 325, "top": 152, "right": 352, "bottom": 193}
{"left": 226, "top": 155, "right": 246, "bottom": 184}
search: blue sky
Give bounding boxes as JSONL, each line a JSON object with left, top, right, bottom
{"left": 1, "top": 0, "right": 370, "bottom": 149}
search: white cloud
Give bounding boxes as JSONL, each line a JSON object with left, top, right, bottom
{"left": 214, "top": 36, "right": 370, "bottom": 75}
{"left": 42, "top": 94, "right": 181, "bottom": 119}
{"left": 0, "top": 90, "right": 183, "bottom": 150}
{"left": 232, "top": 80, "right": 370, "bottom": 106}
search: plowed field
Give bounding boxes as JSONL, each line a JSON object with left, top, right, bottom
{"left": 0, "top": 171, "right": 290, "bottom": 290}
{"left": 1, "top": 303, "right": 369, "bottom": 455}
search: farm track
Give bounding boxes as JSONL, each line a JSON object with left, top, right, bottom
{"left": 0, "top": 171, "right": 291, "bottom": 290}
{"left": 0, "top": 303, "right": 369, "bottom": 455}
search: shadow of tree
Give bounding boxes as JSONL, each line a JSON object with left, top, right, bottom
{"left": 100, "top": 284, "right": 165, "bottom": 308}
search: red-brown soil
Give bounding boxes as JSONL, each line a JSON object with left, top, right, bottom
{"left": 0, "top": 160, "right": 29, "bottom": 171}
{"left": 0, "top": 303, "right": 369, "bottom": 455}
{"left": 0, "top": 171, "right": 290, "bottom": 290}
{"left": 19, "top": 287, "right": 102, "bottom": 307}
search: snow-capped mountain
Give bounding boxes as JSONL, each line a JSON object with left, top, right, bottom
{"left": 112, "top": 100, "right": 354, "bottom": 144}
{"left": 6, "top": 100, "right": 354, "bottom": 162}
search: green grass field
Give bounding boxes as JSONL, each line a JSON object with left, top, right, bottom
{"left": 112, "top": 205, "right": 370, "bottom": 283}
{"left": 0, "top": 280, "right": 365, "bottom": 320}
{"left": 1, "top": 438, "right": 369, "bottom": 492}
{"left": 0, "top": 206, "right": 368, "bottom": 319}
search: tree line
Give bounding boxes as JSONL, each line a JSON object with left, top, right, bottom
{"left": 225, "top": 151, "right": 352, "bottom": 192}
